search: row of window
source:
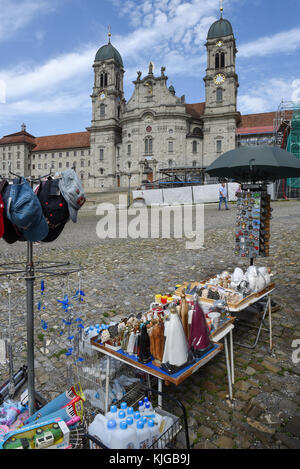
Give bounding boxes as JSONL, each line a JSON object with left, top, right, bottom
{"left": 116, "top": 139, "right": 200, "bottom": 157}
{"left": 31, "top": 149, "right": 90, "bottom": 160}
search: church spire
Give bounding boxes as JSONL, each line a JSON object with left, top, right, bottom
{"left": 108, "top": 24, "right": 111, "bottom": 43}
{"left": 220, "top": 0, "right": 223, "bottom": 18}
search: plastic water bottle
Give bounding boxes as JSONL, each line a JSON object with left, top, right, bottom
{"left": 127, "top": 406, "right": 134, "bottom": 416}
{"left": 116, "top": 410, "right": 126, "bottom": 425}
{"left": 105, "top": 404, "right": 118, "bottom": 420}
{"left": 138, "top": 400, "right": 144, "bottom": 414}
{"left": 120, "top": 402, "right": 127, "bottom": 412}
{"left": 109, "top": 421, "right": 137, "bottom": 449}
{"left": 140, "top": 416, "right": 148, "bottom": 425}
{"left": 88, "top": 416, "right": 114, "bottom": 449}
{"left": 136, "top": 420, "right": 151, "bottom": 449}
{"left": 143, "top": 396, "right": 153, "bottom": 411}
{"left": 126, "top": 416, "right": 134, "bottom": 427}
{"left": 143, "top": 402, "right": 156, "bottom": 419}
{"left": 133, "top": 411, "right": 141, "bottom": 421}
{"left": 148, "top": 419, "right": 160, "bottom": 448}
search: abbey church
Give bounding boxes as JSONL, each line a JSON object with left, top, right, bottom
{"left": 0, "top": 13, "right": 276, "bottom": 192}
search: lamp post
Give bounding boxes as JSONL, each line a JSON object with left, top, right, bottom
{"left": 127, "top": 173, "right": 132, "bottom": 208}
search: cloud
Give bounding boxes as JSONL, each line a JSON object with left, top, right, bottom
{"left": 238, "top": 78, "right": 299, "bottom": 114}
{"left": 0, "top": 0, "right": 57, "bottom": 42}
{"left": 239, "top": 28, "right": 300, "bottom": 58}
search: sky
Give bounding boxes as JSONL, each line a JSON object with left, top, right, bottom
{"left": 0, "top": 0, "right": 300, "bottom": 137}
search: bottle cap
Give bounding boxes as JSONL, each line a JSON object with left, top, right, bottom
{"left": 145, "top": 403, "right": 150, "bottom": 409}
{"left": 138, "top": 400, "right": 143, "bottom": 407}
{"left": 120, "top": 402, "right": 127, "bottom": 410}
{"left": 144, "top": 397, "right": 149, "bottom": 403}
{"left": 110, "top": 405, "right": 117, "bottom": 413}
{"left": 126, "top": 416, "right": 133, "bottom": 426}
{"left": 137, "top": 421, "right": 144, "bottom": 429}
{"left": 148, "top": 419, "right": 155, "bottom": 427}
{"left": 118, "top": 410, "right": 126, "bottom": 419}
{"left": 120, "top": 421, "right": 127, "bottom": 430}
{"left": 141, "top": 416, "right": 147, "bottom": 424}
{"left": 134, "top": 411, "right": 140, "bottom": 420}
{"left": 107, "top": 419, "right": 117, "bottom": 429}
{"left": 127, "top": 406, "right": 134, "bottom": 415}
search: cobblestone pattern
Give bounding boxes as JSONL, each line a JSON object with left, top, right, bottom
{"left": 0, "top": 200, "right": 299, "bottom": 449}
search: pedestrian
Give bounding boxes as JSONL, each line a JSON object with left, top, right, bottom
{"left": 218, "top": 183, "right": 229, "bottom": 210}
{"left": 235, "top": 184, "right": 242, "bottom": 197}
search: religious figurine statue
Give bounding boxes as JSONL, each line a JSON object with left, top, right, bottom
{"left": 189, "top": 294, "right": 212, "bottom": 357}
{"left": 148, "top": 61, "right": 154, "bottom": 75}
{"left": 150, "top": 319, "right": 165, "bottom": 366}
{"left": 137, "top": 71, "right": 142, "bottom": 81}
{"left": 179, "top": 293, "right": 189, "bottom": 340}
{"left": 161, "top": 66, "right": 166, "bottom": 77}
{"left": 162, "top": 303, "right": 188, "bottom": 367}
{"left": 138, "top": 324, "right": 152, "bottom": 364}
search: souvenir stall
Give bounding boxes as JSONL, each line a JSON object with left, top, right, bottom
{"left": 0, "top": 169, "right": 87, "bottom": 449}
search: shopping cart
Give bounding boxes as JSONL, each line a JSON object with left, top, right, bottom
{"left": 84, "top": 387, "right": 190, "bottom": 450}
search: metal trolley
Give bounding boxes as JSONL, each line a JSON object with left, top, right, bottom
{"left": 84, "top": 387, "right": 190, "bottom": 450}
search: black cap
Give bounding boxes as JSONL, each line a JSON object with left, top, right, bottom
{"left": 37, "top": 178, "right": 70, "bottom": 243}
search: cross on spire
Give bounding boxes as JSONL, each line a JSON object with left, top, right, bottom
{"left": 220, "top": 0, "right": 223, "bottom": 18}
{"left": 108, "top": 24, "right": 111, "bottom": 43}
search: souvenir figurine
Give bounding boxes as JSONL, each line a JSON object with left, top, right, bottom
{"left": 189, "top": 295, "right": 213, "bottom": 357}
{"left": 162, "top": 303, "right": 188, "bottom": 367}
{"left": 138, "top": 324, "right": 152, "bottom": 364}
{"left": 150, "top": 319, "right": 165, "bottom": 367}
{"left": 179, "top": 293, "right": 189, "bottom": 340}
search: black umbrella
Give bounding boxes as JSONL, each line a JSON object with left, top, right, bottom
{"left": 206, "top": 145, "right": 300, "bottom": 182}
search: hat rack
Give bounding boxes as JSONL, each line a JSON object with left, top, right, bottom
{"left": 0, "top": 168, "right": 83, "bottom": 416}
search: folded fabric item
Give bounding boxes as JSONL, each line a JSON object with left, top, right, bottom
{"left": 1, "top": 182, "right": 23, "bottom": 244}
{"left": 37, "top": 177, "right": 70, "bottom": 243}
{"left": 6, "top": 177, "right": 49, "bottom": 242}
{"left": 58, "top": 169, "right": 86, "bottom": 223}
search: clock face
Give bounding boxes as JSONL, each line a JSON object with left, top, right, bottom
{"left": 145, "top": 82, "right": 153, "bottom": 95}
{"left": 99, "top": 92, "right": 106, "bottom": 101}
{"left": 216, "top": 40, "right": 224, "bottom": 47}
{"left": 214, "top": 73, "right": 225, "bottom": 85}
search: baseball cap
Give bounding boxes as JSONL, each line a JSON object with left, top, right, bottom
{"left": 1, "top": 181, "right": 23, "bottom": 244}
{"left": 58, "top": 169, "right": 86, "bottom": 223}
{"left": 6, "top": 177, "right": 49, "bottom": 242}
{"left": 37, "top": 177, "right": 70, "bottom": 243}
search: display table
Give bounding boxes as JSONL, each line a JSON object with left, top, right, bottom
{"left": 90, "top": 338, "right": 223, "bottom": 412}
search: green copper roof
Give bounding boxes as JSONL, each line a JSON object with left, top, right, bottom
{"left": 95, "top": 42, "right": 123, "bottom": 67}
{"left": 207, "top": 18, "right": 233, "bottom": 39}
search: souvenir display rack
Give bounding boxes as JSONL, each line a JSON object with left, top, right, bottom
{"left": 0, "top": 172, "right": 82, "bottom": 416}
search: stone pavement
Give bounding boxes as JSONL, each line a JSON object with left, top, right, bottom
{"left": 0, "top": 199, "right": 299, "bottom": 449}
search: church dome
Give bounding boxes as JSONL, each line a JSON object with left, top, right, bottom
{"left": 207, "top": 18, "right": 233, "bottom": 39}
{"left": 95, "top": 41, "right": 123, "bottom": 67}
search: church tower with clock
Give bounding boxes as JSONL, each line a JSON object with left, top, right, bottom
{"left": 87, "top": 32, "right": 125, "bottom": 189}
{"left": 202, "top": 6, "right": 240, "bottom": 168}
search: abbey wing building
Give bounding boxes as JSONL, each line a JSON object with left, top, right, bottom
{"left": 0, "top": 16, "right": 276, "bottom": 192}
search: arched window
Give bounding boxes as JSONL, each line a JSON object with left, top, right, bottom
{"left": 192, "top": 160, "right": 197, "bottom": 167}
{"left": 100, "top": 103, "right": 105, "bottom": 118}
{"left": 100, "top": 73, "right": 108, "bottom": 88}
{"left": 215, "top": 52, "right": 225, "bottom": 69}
{"left": 168, "top": 141, "right": 174, "bottom": 153}
{"left": 145, "top": 137, "right": 153, "bottom": 155}
{"left": 100, "top": 149, "right": 104, "bottom": 161}
{"left": 128, "top": 161, "right": 131, "bottom": 169}
{"left": 168, "top": 159, "right": 173, "bottom": 168}
{"left": 216, "top": 87, "right": 223, "bottom": 103}
{"left": 192, "top": 141, "right": 197, "bottom": 153}
{"left": 216, "top": 140, "right": 222, "bottom": 153}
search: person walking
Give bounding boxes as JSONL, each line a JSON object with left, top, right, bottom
{"left": 218, "top": 183, "right": 229, "bottom": 210}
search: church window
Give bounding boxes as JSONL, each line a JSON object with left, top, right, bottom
{"left": 100, "top": 103, "right": 105, "bottom": 118}
{"left": 88, "top": 160, "right": 90, "bottom": 167}
{"left": 128, "top": 162, "right": 131, "bottom": 169}
{"left": 17, "top": 161, "right": 20, "bottom": 170}
{"left": 100, "top": 73, "right": 108, "bottom": 88}
{"left": 192, "top": 141, "right": 197, "bottom": 153}
{"left": 59, "top": 162, "right": 62, "bottom": 169}
{"left": 145, "top": 137, "right": 153, "bottom": 155}
{"left": 216, "top": 87, "right": 223, "bottom": 102}
{"left": 100, "top": 149, "right": 104, "bottom": 161}
{"left": 168, "top": 141, "right": 174, "bottom": 153}
{"left": 216, "top": 140, "right": 222, "bottom": 153}
{"left": 127, "top": 144, "right": 131, "bottom": 155}
{"left": 81, "top": 160, "right": 84, "bottom": 168}
{"left": 66, "top": 162, "right": 70, "bottom": 168}
{"left": 168, "top": 159, "right": 173, "bottom": 168}
{"left": 100, "top": 168, "right": 104, "bottom": 175}
{"left": 117, "top": 146, "right": 120, "bottom": 158}
{"left": 215, "top": 52, "right": 225, "bottom": 69}
{"left": 81, "top": 150, "right": 84, "bottom": 156}
{"left": 192, "top": 160, "right": 197, "bottom": 167}
{"left": 80, "top": 172, "right": 84, "bottom": 181}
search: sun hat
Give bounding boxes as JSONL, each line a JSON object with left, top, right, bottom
{"left": 6, "top": 177, "right": 49, "bottom": 242}
{"left": 58, "top": 169, "right": 86, "bottom": 223}
{"left": 36, "top": 177, "right": 70, "bottom": 243}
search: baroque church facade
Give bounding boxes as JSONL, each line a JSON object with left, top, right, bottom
{"left": 0, "top": 14, "right": 275, "bottom": 192}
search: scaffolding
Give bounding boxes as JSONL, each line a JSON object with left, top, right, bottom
{"left": 273, "top": 100, "right": 300, "bottom": 199}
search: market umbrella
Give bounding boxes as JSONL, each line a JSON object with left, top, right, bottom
{"left": 206, "top": 145, "right": 300, "bottom": 182}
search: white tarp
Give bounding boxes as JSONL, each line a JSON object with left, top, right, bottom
{"left": 193, "top": 183, "right": 240, "bottom": 203}
{"left": 132, "top": 189, "right": 163, "bottom": 205}
{"left": 162, "top": 186, "right": 193, "bottom": 205}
